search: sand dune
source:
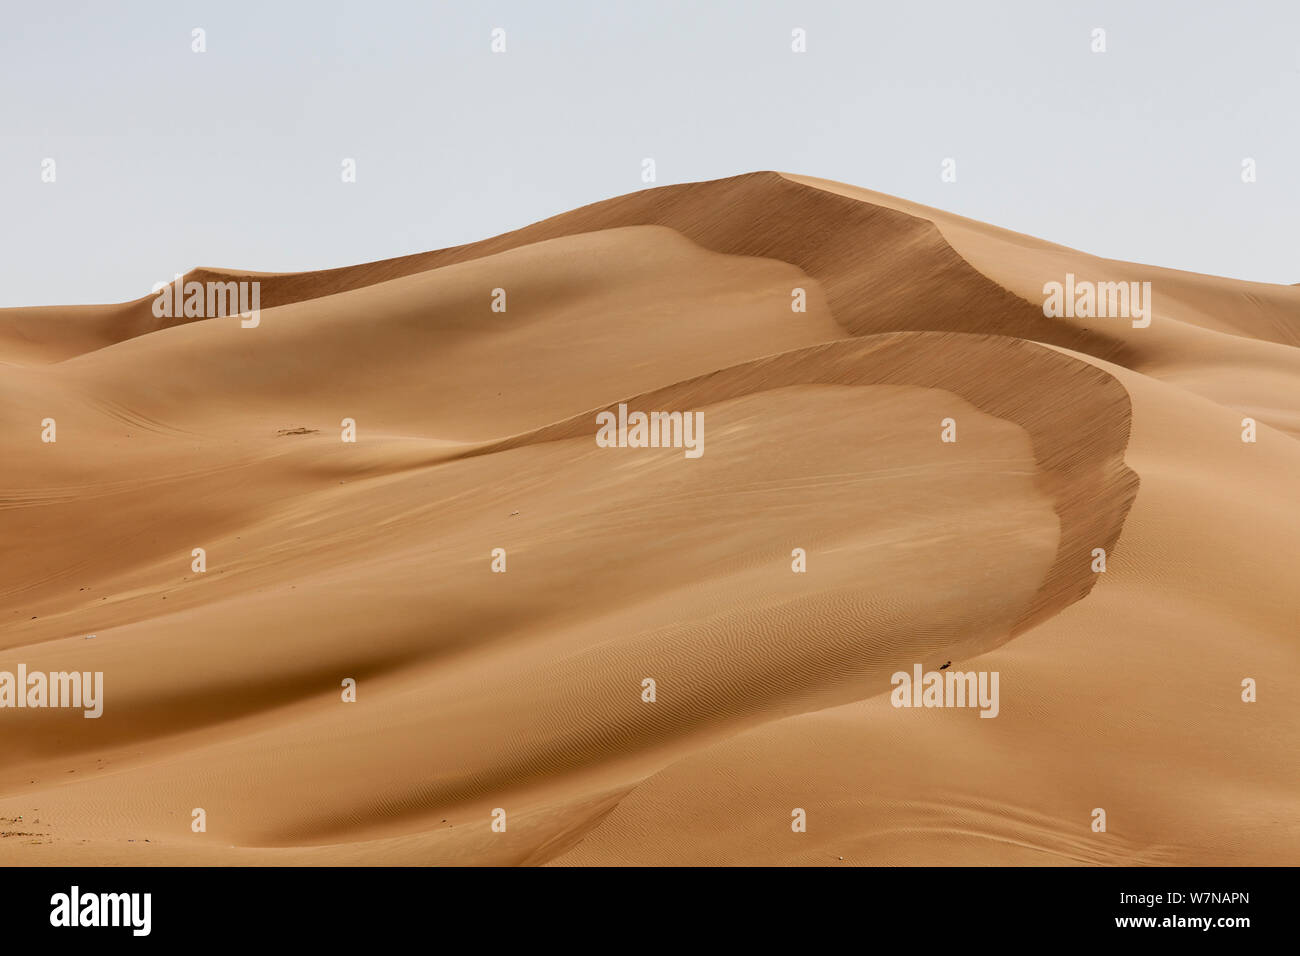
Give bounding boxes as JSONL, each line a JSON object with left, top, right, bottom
{"left": 1, "top": 172, "right": 1296, "bottom": 865}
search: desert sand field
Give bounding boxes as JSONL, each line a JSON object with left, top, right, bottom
{"left": 1, "top": 171, "right": 1296, "bottom": 865}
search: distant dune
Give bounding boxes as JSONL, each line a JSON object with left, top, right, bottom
{"left": 1, "top": 172, "right": 1296, "bottom": 865}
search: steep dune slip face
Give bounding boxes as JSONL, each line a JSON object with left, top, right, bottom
{"left": 0, "top": 172, "right": 1296, "bottom": 866}
{"left": 783, "top": 172, "right": 1300, "bottom": 438}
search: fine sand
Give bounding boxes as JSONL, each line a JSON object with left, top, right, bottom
{"left": 1, "top": 172, "right": 1296, "bottom": 865}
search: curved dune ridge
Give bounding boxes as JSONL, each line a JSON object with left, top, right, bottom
{"left": 472, "top": 332, "right": 1139, "bottom": 636}
{"left": 0, "top": 173, "right": 1297, "bottom": 866}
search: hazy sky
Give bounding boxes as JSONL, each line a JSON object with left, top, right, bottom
{"left": 2, "top": 0, "right": 1297, "bottom": 306}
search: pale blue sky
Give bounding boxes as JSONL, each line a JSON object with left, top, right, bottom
{"left": 2, "top": 0, "right": 1297, "bottom": 306}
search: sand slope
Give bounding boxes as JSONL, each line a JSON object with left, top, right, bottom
{"left": 1, "top": 173, "right": 1296, "bottom": 865}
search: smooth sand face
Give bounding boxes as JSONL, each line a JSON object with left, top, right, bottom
{"left": 0, "top": 173, "right": 1295, "bottom": 865}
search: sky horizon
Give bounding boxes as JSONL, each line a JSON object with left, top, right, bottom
{"left": 3, "top": 0, "right": 1297, "bottom": 307}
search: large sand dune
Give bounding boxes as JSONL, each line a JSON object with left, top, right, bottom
{"left": 1, "top": 173, "right": 1295, "bottom": 865}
